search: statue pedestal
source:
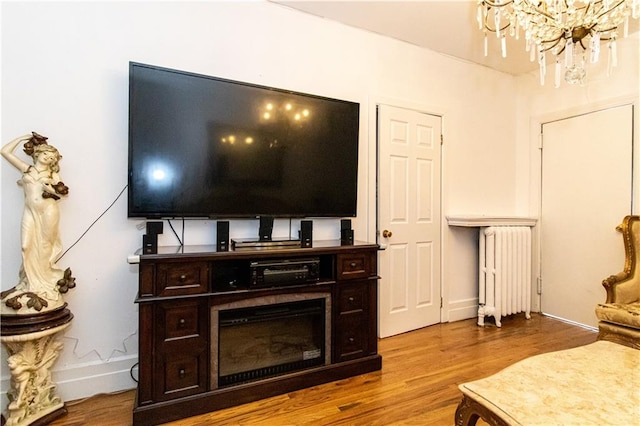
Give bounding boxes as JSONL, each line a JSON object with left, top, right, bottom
{"left": 1, "top": 306, "right": 73, "bottom": 426}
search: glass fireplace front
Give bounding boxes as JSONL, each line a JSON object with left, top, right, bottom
{"left": 211, "top": 293, "right": 331, "bottom": 388}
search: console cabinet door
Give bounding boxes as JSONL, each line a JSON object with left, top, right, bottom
{"left": 334, "top": 280, "right": 377, "bottom": 362}
{"left": 153, "top": 298, "right": 209, "bottom": 401}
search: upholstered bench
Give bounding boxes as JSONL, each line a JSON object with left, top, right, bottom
{"left": 455, "top": 341, "right": 640, "bottom": 425}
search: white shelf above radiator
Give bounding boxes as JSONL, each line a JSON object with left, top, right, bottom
{"left": 446, "top": 215, "right": 537, "bottom": 227}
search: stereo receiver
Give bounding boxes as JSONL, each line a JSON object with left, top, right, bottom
{"left": 250, "top": 257, "right": 320, "bottom": 288}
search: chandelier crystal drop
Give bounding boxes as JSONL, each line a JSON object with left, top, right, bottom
{"left": 477, "top": 0, "right": 640, "bottom": 86}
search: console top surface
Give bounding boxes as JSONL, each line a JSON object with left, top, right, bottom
{"left": 131, "top": 240, "right": 378, "bottom": 263}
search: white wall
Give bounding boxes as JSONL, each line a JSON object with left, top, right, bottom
{"left": 1, "top": 1, "right": 519, "bottom": 402}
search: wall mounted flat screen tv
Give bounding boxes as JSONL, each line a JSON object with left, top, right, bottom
{"left": 128, "top": 62, "right": 360, "bottom": 218}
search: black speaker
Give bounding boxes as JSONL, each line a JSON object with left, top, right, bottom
{"left": 142, "top": 234, "right": 157, "bottom": 254}
{"left": 217, "top": 221, "right": 229, "bottom": 252}
{"left": 340, "top": 229, "right": 354, "bottom": 245}
{"left": 259, "top": 216, "right": 274, "bottom": 241}
{"left": 340, "top": 219, "right": 354, "bottom": 245}
{"left": 146, "top": 221, "right": 163, "bottom": 235}
{"left": 301, "top": 220, "right": 313, "bottom": 248}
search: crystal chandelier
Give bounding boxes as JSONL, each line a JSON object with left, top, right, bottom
{"left": 477, "top": 0, "right": 640, "bottom": 86}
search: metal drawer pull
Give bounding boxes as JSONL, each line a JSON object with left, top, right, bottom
{"left": 179, "top": 369, "right": 185, "bottom": 378}
{"left": 179, "top": 318, "right": 185, "bottom": 326}
{"left": 179, "top": 275, "right": 187, "bottom": 281}
{"left": 350, "top": 262, "right": 357, "bottom": 268}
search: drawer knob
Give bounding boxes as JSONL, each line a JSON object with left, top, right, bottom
{"left": 179, "top": 318, "right": 186, "bottom": 326}
{"left": 348, "top": 296, "right": 355, "bottom": 302}
{"left": 348, "top": 337, "right": 355, "bottom": 343}
{"left": 179, "top": 274, "right": 187, "bottom": 281}
{"left": 179, "top": 368, "right": 186, "bottom": 378}
{"left": 350, "top": 262, "right": 357, "bottom": 268}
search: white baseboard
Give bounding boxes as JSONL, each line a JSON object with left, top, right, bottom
{"left": 447, "top": 298, "right": 478, "bottom": 323}
{"left": 1, "top": 354, "right": 138, "bottom": 406}
{"left": 541, "top": 313, "right": 598, "bottom": 332}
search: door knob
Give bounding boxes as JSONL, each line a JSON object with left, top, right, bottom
{"left": 382, "top": 230, "right": 392, "bottom": 238}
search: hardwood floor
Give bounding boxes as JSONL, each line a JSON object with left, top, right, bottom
{"left": 49, "top": 314, "right": 597, "bottom": 425}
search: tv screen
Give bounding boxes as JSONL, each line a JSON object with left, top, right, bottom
{"left": 128, "top": 62, "right": 360, "bottom": 218}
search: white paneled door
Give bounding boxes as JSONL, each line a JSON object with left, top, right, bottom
{"left": 540, "top": 104, "right": 633, "bottom": 328}
{"left": 377, "top": 105, "right": 442, "bottom": 338}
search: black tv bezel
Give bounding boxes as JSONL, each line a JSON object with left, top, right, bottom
{"left": 127, "top": 62, "right": 360, "bottom": 219}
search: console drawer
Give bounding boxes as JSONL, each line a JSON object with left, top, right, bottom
{"left": 334, "top": 312, "right": 368, "bottom": 362}
{"left": 159, "top": 302, "right": 203, "bottom": 341}
{"left": 156, "top": 262, "right": 208, "bottom": 296}
{"left": 337, "top": 283, "right": 366, "bottom": 314}
{"left": 157, "top": 348, "right": 208, "bottom": 400}
{"left": 337, "top": 252, "right": 373, "bottom": 280}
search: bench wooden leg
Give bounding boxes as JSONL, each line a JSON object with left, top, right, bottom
{"left": 455, "top": 395, "right": 509, "bottom": 426}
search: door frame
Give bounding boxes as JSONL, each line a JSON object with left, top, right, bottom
{"left": 367, "top": 96, "right": 446, "bottom": 328}
{"left": 528, "top": 95, "right": 639, "bottom": 314}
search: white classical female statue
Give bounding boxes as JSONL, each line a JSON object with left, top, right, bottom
{"left": 1, "top": 132, "right": 75, "bottom": 314}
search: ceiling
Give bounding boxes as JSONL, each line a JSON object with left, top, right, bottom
{"left": 270, "top": 0, "right": 639, "bottom": 76}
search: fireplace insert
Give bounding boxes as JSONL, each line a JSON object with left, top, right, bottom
{"left": 213, "top": 294, "right": 330, "bottom": 388}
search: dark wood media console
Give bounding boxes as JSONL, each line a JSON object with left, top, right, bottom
{"left": 133, "top": 240, "right": 381, "bottom": 425}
